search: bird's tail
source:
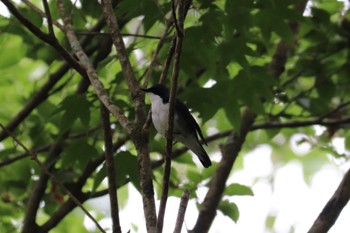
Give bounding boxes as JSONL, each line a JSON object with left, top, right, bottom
{"left": 186, "top": 137, "right": 212, "bottom": 168}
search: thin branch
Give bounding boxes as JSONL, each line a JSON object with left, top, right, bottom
{"left": 76, "top": 31, "right": 163, "bottom": 39}
{"left": 142, "top": 20, "right": 174, "bottom": 88}
{"left": 251, "top": 116, "right": 350, "bottom": 131}
{"left": 100, "top": 104, "right": 121, "bottom": 233}
{"left": 157, "top": 1, "right": 188, "bottom": 232}
{"left": 173, "top": 189, "right": 190, "bottom": 233}
{"left": 57, "top": 0, "right": 132, "bottom": 134}
{"left": 42, "top": 0, "right": 55, "bottom": 37}
{"left": 307, "top": 168, "right": 350, "bottom": 233}
{"left": 0, "top": 144, "right": 51, "bottom": 168}
{"left": 159, "top": 37, "right": 177, "bottom": 85}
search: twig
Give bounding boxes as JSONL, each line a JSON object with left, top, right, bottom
{"left": 76, "top": 31, "right": 163, "bottom": 39}
{"left": 159, "top": 37, "right": 177, "bottom": 85}
{"left": 173, "top": 189, "right": 190, "bottom": 233}
{"left": 157, "top": 1, "right": 188, "bottom": 232}
{"left": 251, "top": 116, "right": 350, "bottom": 130}
{"left": 0, "top": 124, "right": 106, "bottom": 233}
{"left": 307, "top": 168, "right": 350, "bottom": 233}
{"left": 0, "top": 144, "right": 51, "bottom": 168}
{"left": 100, "top": 103, "right": 122, "bottom": 233}
{"left": 42, "top": 0, "right": 55, "bottom": 37}
{"left": 142, "top": 20, "right": 174, "bottom": 88}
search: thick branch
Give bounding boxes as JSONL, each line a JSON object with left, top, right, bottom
{"left": 307, "top": 168, "right": 350, "bottom": 233}
{"left": 100, "top": 1, "right": 158, "bottom": 231}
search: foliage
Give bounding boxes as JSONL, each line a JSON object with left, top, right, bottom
{"left": 0, "top": 0, "right": 350, "bottom": 232}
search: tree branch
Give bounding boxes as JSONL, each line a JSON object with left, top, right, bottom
{"left": 42, "top": 0, "right": 55, "bottom": 37}
{"left": 142, "top": 20, "right": 173, "bottom": 87}
{"left": 100, "top": 0, "right": 145, "bottom": 119}
{"left": 173, "top": 189, "right": 190, "bottom": 233}
{"left": 100, "top": 104, "right": 121, "bottom": 233}
{"left": 157, "top": 1, "right": 189, "bottom": 232}
{"left": 307, "top": 168, "right": 350, "bottom": 233}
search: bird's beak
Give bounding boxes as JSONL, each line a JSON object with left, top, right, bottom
{"left": 140, "top": 88, "right": 148, "bottom": 92}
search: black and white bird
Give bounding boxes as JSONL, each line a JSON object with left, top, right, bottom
{"left": 142, "top": 84, "right": 211, "bottom": 168}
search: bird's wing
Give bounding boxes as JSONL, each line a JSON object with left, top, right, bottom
{"left": 175, "top": 99, "right": 208, "bottom": 146}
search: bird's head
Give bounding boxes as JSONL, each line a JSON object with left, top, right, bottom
{"left": 141, "top": 84, "right": 170, "bottom": 103}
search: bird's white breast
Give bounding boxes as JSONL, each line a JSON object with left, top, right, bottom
{"left": 149, "top": 93, "right": 169, "bottom": 137}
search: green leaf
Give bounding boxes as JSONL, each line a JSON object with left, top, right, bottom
{"left": 345, "top": 130, "right": 350, "bottom": 151}
{"left": 218, "top": 200, "right": 240, "bottom": 223}
{"left": 58, "top": 94, "right": 91, "bottom": 133}
{"left": 92, "top": 151, "right": 140, "bottom": 192}
{"left": 0, "top": 34, "right": 27, "bottom": 68}
{"left": 115, "top": 152, "right": 140, "bottom": 191}
{"left": 61, "top": 140, "right": 99, "bottom": 171}
{"left": 224, "top": 183, "right": 254, "bottom": 196}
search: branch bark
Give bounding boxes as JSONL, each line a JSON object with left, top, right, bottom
{"left": 307, "top": 168, "right": 350, "bottom": 233}
{"left": 101, "top": 1, "right": 157, "bottom": 231}
{"left": 100, "top": 104, "right": 121, "bottom": 233}
{"left": 173, "top": 189, "right": 190, "bottom": 233}
{"left": 157, "top": 1, "right": 189, "bottom": 232}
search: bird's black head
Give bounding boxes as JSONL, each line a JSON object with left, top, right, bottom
{"left": 141, "top": 84, "right": 170, "bottom": 103}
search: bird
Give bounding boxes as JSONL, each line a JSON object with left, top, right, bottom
{"left": 142, "top": 84, "right": 211, "bottom": 168}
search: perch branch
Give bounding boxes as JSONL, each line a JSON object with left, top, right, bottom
{"left": 157, "top": 1, "right": 189, "bottom": 232}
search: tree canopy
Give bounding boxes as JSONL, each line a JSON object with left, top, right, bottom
{"left": 0, "top": 0, "right": 350, "bottom": 232}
